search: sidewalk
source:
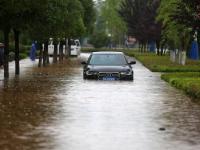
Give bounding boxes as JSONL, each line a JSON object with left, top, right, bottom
{"left": 0, "top": 59, "right": 38, "bottom": 80}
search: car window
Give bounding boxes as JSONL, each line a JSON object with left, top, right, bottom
{"left": 89, "top": 54, "right": 127, "bottom": 66}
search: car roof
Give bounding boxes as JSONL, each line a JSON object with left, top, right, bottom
{"left": 92, "top": 51, "right": 124, "bottom": 55}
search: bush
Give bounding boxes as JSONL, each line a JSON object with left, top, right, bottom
{"left": 8, "top": 52, "right": 28, "bottom": 61}
{"left": 9, "top": 43, "right": 31, "bottom": 54}
{"left": 21, "top": 45, "right": 31, "bottom": 54}
{"left": 9, "top": 52, "right": 15, "bottom": 61}
{"left": 161, "top": 73, "right": 200, "bottom": 100}
{"left": 20, "top": 53, "right": 28, "bottom": 59}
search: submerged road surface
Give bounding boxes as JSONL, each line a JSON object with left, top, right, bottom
{"left": 0, "top": 53, "right": 200, "bottom": 150}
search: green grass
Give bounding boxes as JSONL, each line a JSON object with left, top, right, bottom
{"left": 125, "top": 51, "right": 200, "bottom": 72}
{"left": 161, "top": 73, "right": 200, "bottom": 100}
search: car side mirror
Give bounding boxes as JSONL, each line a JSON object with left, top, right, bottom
{"left": 81, "top": 61, "right": 87, "bottom": 65}
{"left": 129, "top": 61, "right": 136, "bottom": 65}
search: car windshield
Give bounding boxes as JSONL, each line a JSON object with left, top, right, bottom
{"left": 89, "top": 54, "right": 127, "bottom": 66}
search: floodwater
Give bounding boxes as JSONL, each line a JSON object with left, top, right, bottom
{"left": 0, "top": 53, "right": 200, "bottom": 150}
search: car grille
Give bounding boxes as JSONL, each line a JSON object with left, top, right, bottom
{"left": 98, "top": 72, "right": 120, "bottom": 79}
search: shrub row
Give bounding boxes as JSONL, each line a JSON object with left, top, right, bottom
{"left": 9, "top": 52, "right": 28, "bottom": 61}
{"left": 161, "top": 73, "right": 200, "bottom": 100}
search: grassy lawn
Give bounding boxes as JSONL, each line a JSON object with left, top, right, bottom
{"left": 161, "top": 73, "right": 200, "bottom": 100}
{"left": 124, "top": 51, "right": 200, "bottom": 72}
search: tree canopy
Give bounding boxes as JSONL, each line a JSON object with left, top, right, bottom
{"left": 119, "top": 0, "right": 162, "bottom": 50}
{"left": 0, "top": 0, "right": 96, "bottom": 78}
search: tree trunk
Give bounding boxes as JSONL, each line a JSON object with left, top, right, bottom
{"left": 47, "top": 54, "right": 50, "bottom": 64}
{"left": 43, "top": 41, "right": 48, "bottom": 67}
{"left": 145, "top": 41, "right": 148, "bottom": 52}
{"left": 38, "top": 43, "right": 43, "bottom": 67}
{"left": 14, "top": 29, "right": 20, "bottom": 75}
{"left": 178, "top": 50, "right": 186, "bottom": 65}
{"left": 178, "top": 34, "right": 187, "bottom": 65}
{"left": 160, "top": 40, "right": 166, "bottom": 56}
{"left": 3, "top": 28, "right": 10, "bottom": 78}
{"left": 43, "top": 44, "right": 46, "bottom": 67}
{"left": 68, "top": 39, "right": 71, "bottom": 56}
{"left": 59, "top": 41, "right": 64, "bottom": 62}
{"left": 160, "top": 44, "right": 164, "bottom": 56}
{"left": 138, "top": 42, "right": 141, "bottom": 52}
{"left": 65, "top": 39, "right": 68, "bottom": 58}
{"left": 53, "top": 41, "right": 58, "bottom": 63}
{"left": 46, "top": 42, "right": 50, "bottom": 64}
{"left": 156, "top": 41, "right": 160, "bottom": 56}
{"left": 141, "top": 42, "right": 145, "bottom": 53}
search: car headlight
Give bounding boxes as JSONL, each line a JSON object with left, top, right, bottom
{"left": 86, "top": 70, "right": 98, "bottom": 75}
{"left": 120, "top": 69, "right": 132, "bottom": 75}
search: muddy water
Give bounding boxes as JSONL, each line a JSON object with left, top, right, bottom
{"left": 0, "top": 54, "right": 200, "bottom": 150}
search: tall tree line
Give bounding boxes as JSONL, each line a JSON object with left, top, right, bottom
{"left": 0, "top": 0, "right": 95, "bottom": 78}
{"left": 118, "top": 0, "right": 200, "bottom": 58}
{"left": 119, "top": 0, "right": 162, "bottom": 53}
{"left": 90, "top": 0, "right": 127, "bottom": 48}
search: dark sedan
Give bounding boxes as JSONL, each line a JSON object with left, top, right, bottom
{"left": 81, "top": 52, "right": 136, "bottom": 81}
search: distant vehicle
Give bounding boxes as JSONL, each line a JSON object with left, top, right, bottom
{"left": 71, "top": 39, "right": 81, "bottom": 56}
{"left": 81, "top": 51, "right": 136, "bottom": 81}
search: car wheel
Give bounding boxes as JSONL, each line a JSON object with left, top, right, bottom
{"left": 128, "top": 73, "right": 134, "bottom": 81}
{"left": 129, "top": 75, "right": 133, "bottom": 81}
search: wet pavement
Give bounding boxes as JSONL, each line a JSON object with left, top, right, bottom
{"left": 1, "top": 53, "right": 200, "bottom": 150}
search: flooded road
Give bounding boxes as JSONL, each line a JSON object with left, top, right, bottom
{"left": 1, "top": 53, "right": 200, "bottom": 150}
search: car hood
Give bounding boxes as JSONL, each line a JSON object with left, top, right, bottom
{"left": 87, "top": 65, "right": 131, "bottom": 72}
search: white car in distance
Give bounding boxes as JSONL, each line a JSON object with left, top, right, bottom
{"left": 71, "top": 39, "right": 81, "bottom": 56}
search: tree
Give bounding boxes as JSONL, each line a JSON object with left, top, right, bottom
{"left": 11, "top": 0, "right": 48, "bottom": 74}
{"left": 101, "top": 0, "right": 127, "bottom": 47}
{"left": 157, "top": 0, "right": 180, "bottom": 49}
{"left": 90, "top": 31, "right": 109, "bottom": 48}
{"left": 157, "top": 0, "right": 192, "bottom": 64}
{"left": 29, "top": 0, "right": 84, "bottom": 66}
{"left": 119, "top": 0, "right": 162, "bottom": 53}
{"left": 79, "top": 0, "right": 96, "bottom": 34}
{"left": 172, "top": 0, "right": 200, "bottom": 47}
{"left": 0, "top": 0, "right": 48, "bottom": 77}
{"left": 0, "top": 0, "right": 96, "bottom": 78}
{"left": 0, "top": 0, "right": 12, "bottom": 78}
